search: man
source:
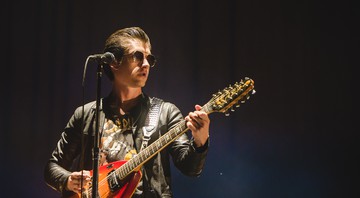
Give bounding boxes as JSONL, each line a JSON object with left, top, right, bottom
{"left": 44, "top": 27, "right": 210, "bottom": 198}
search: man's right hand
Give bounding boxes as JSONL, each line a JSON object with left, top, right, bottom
{"left": 66, "top": 170, "right": 91, "bottom": 193}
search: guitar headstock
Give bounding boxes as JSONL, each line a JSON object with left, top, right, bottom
{"left": 204, "top": 77, "right": 255, "bottom": 115}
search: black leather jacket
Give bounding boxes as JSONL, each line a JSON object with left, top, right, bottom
{"left": 44, "top": 93, "right": 208, "bottom": 197}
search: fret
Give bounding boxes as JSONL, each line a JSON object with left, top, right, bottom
{"left": 118, "top": 169, "right": 123, "bottom": 179}
{"left": 160, "top": 137, "right": 166, "bottom": 146}
{"left": 130, "top": 162, "right": 134, "bottom": 170}
{"left": 123, "top": 169, "right": 127, "bottom": 178}
{"left": 117, "top": 172, "right": 123, "bottom": 181}
{"left": 169, "top": 130, "right": 175, "bottom": 139}
{"left": 121, "top": 169, "right": 125, "bottom": 178}
{"left": 147, "top": 146, "right": 151, "bottom": 155}
{"left": 122, "top": 167, "right": 127, "bottom": 176}
{"left": 122, "top": 165, "right": 127, "bottom": 175}
{"left": 121, "top": 171, "right": 125, "bottom": 179}
{"left": 143, "top": 148, "right": 149, "bottom": 158}
{"left": 147, "top": 145, "right": 152, "bottom": 155}
{"left": 126, "top": 164, "right": 130, "bottom": 174}
{"left": 178, "top": 124, "right": 183, "bottom": 134}
{"left": 135, "top": 156, "right": 140, "bottom": 165}
{"left": 174, "top": 130, "right": 178, "bottom": 138}
{"left": 150, "top": 145, "right": 155, "bottom": 154}
{"left": 129, "top": 161, "right": 134, "bottom": 171}
{"left": 176, "top": 125, "right": 180, "bottom": 132}
{"left": 173, "top": 131, "right": 177, "bottom": 138}
{"left": 167, "top": 133, "right": 174, "bottom": 142}
{"left": 156, "top": 139, "right": 161, "bottom": 148}
{"left": 180, "top": 121, "right": 187, "bottom": 131}
{"left": 121, "top": 165, "right": 126, "bottom": 175}
{"left": 145, "top": 149, "right": 150, "bottom": 158}
{"left": 202, "top": 104, "right": 210, "bottom": 113}
{"left": 140, "top": 153, "right": 145, "bottom": 162}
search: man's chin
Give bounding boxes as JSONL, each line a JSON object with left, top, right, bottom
{"left": 133, "top": 81, "right": 147, "bottom": 88}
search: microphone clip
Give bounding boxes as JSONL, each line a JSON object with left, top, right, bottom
{"left": 88, "top": 52, "right": 116, "bottom": 65}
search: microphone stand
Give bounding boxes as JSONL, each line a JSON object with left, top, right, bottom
{"left": 83, "top": 52, "right": 114, "bottom": 198}
{"left": 92, "top": 62, "right": 102, "bottom": 198}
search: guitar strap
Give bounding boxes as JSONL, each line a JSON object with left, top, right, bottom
{"left": 140, "top": 97, "right": 163, "bottom": 152}
{"left": 139, "top": 97, "right": 163, "bottom": 196}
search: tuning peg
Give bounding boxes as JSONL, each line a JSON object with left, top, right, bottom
{"left": 246, "top": 95, "right": 251, "bottom": 100}
{"left": 226, "top": 96, "right": 233, "bottom": 100}
{"left": 252, "top": 89, "right": 256, "bottom": 95}
{"left": 235, "top": 104, "right": 240, "bottom": 108}
{"left": 241, "top": 100, "right": 246, "bottom": 103}
{"left": 225, "top": 112, "right": 230, "bottom": 116}
{"left": 230, "top": 107, "right": 235, "bottom": 112}
{"left": 245, "top": 77, "right": 249, "bottom": 80}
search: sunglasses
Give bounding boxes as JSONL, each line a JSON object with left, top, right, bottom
{"left": 123, "top": 51, "right": 156, "bottom": 67}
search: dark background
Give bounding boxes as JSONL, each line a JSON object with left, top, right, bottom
{"left": 0, "top": 0, "right": 358, "bottom": 197}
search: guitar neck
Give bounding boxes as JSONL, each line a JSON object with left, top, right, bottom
{"left": 115, "top": 103, "right": 213, "bottom": 180}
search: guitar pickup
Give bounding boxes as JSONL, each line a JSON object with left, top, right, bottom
{"left": 107, "top": 170, "right": 122, "bottom": 192}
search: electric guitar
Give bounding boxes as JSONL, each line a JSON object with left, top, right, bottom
{"left": 67, "top": 77, "right": 256, "bottom": 198}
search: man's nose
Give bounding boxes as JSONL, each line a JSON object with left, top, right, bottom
{"left": 141, "top": 58, "right": 150, "bottom": 68}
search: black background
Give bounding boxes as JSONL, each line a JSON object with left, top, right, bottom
{"left": 0, "top": 0, "right": 357, "bottom": 197}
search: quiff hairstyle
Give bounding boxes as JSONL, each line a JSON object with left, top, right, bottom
{"left": 103, "top": 27, "right": 151, "bottom": 81}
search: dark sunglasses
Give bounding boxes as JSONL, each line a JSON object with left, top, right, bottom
{"left": 123, "top": 51, "right": 156, "bottom": 67}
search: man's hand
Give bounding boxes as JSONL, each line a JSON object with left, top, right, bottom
{"left": 185, "top": 105, "right": 210, "bottom": 147}
{"left": 66, "top": 170, "right": 91, "bottom": 193}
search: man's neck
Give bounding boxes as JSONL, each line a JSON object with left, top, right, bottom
{"left": 112, "top": 86, "right": 142, "bottom": 114}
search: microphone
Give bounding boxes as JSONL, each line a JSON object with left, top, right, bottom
{"left": 88, "top": 52, "right": 116, "bottom": 64}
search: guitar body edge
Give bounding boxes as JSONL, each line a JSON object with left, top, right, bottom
{"left": 63, "top": 160, "right": 142, "bottom": 198}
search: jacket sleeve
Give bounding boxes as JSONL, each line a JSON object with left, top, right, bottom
{"left": 165, "top": 102, "right": 209, "bottom": 177}
{"left": 43, "top": 106, "right": 84, "bottom": 193}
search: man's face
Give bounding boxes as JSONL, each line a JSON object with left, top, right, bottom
{"left": 111, "top": 39, "right": 152, "bottom": 89}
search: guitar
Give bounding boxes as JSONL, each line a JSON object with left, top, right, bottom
{"left": 68, "top": 77, "right": 255, "bottom": 198}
